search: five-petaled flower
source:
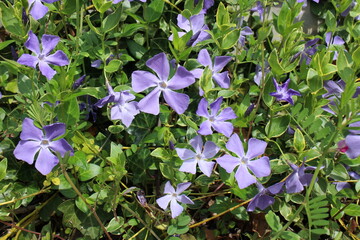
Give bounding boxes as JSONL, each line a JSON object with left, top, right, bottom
{"left": 191, "top": 49, "right": 232, "bottom": 95}
{"left": 196, "top": 97, "right": 237, "bottom": 137}
{"left": 28, "top": 0, "right": 60, "bottom": 20}
{"left": 13, "top": 118, "right": 73, "bottom": 175}
{"left": 217, "top": 133, "right": 270, "bottom": 189}
{"left": 270, "top": 78, "right": 301, "bottom": 105}
{"left": 247, "top": 182, "right": 284, "bottom": 211}
{"left": 18, "top": 31, "right": 69, "bottom": 80}
{"left": 156, "top": 181, "right": 194, "bottom": 218}
{"left": 175, "top": 135, "right": 219, "bottom": 177}
{"left": 131, "top": 52, "right": 195, "bottom": 115}
{"left": 285, "top": 161, "right": 316, "bottom": 193}
{"left": 95, "top": 82, "right": 139, "bottom": 127}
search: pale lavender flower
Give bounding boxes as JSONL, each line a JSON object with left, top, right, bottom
{"left": 13, "top": 118, "right": 73, "bottom": 175}
{"left": 239, "top": 27, "right": 253, "bottom": 47}
{"left": 293, "top": 38, "right": 319, "bottom": 65}
{"left": 285, "top": 161, "right": 316, "bottom": 193}
{"left": 131, "top": 52, "right": 195, "bottom": 115}
{"left": 270, "top": 78, "right": 301, "bottom": 105}
{"left": 17, "top": 31, "right": 69, "bottom": 80}
{"left": 28, "top": 0, "right": 60, "bottom": 20}
{"left": 169, "top": 14, "right": 211, "bottom": 47}
{"left": 247, "top": 182, "right": 284, "bottom": 211}
{"left": 251, "top": 1, "right": 264, "bottom": 21}
{"left": 325, "top": 32, "right": 345, "bottom": 60}
{"left": 191, "top": 49, "right": 232, "bottom": 95}
{"left": 217, "top": 134, "right": 270, "bottom": 189}
{"left": 156, "top": 181, "right": 194, "bottom": 218}
{"left": 349, "top": 120, "right": 360, "bottom": 134}
{"left": 95, "top": 82, "right": 139, "bottom": 127}
{"left": 253, "top": 63, "right": 269, "bottom": 86}
{"left": 175, "top": 135, "right": 219, "bottom": 177}
{"left": 338, "top": 135, "right": 360, "bottom": 159}
{"left": 196, "top": 97, "right": 237, "bottom": 137}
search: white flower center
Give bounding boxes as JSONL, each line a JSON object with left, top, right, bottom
{"left": 209, "top": 116, "right": 215, "bottom": 122}
{"left": 38, "top": 54, "right": 45, "bottom": 60}
{"left": 195, "top": 154, "right": 202, "bottom": 161}
{"left": 159, "top": 81, "right": 167, "bottom": 89}
{"left": 41, "top": 139, "right": 50, "bottom": 147}
{"left": 240, "top": 157, "right": 248, "bottom": 165}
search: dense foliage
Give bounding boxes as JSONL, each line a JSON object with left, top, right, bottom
{"left": 0, "top": 0, "right": 359, "bottom": 239}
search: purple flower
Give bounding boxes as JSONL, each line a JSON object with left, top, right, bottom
{"left": 156, "top": 181, "right": 194, "bottom": 218}
{"left": 217, "top": 134, "right": 270, "bottom": 189}
{"left": 17, "top": 31, "right": 69, "bottom": 80}
{"left": 95, "top": 82, "right": 139, "bottom": 127}
{"left": 285, "top": 161, "right": 316, "bottom": 193}
{"left": 191, "top": 49, "right": 232, "bottom": 95}
{"left": 194, "top": 0, "right": 214, "bottom": 13}
{"left": 349, "top": 120, "right": 360, "bottom": 135}
{"left": 270, "top": 78, "right": 301, "bottom": 105}
{"left": 13, "top": 118, "right": 73, "bottom": 175}
{"left": 175, "top": 135, "right": 219, "bottom": 177}
{"left": 196, "top": 97, "right": 237, "bottom": 137}
{"left": 169, "top": 14, "right": 211, "bottom": 47}
{"left": 338, "top": 135, "right": 360, "bottom": 159}
{"left": 325, "top": 32, "right": 345, "bottom": 60}
{"left": 131, "top": 52, "right": 195, "bottom": 115}
{"left": 72, "top": 75, "right": 86, "bottom": 89}
{"left": 251, "top": 1, "right": 264, "bottom": 21}
{"left": 253, "top": 63, "right": 269, "bottom": 86}
{"left": 293, "top": 38, "right": 319, "bottom": 65}
{"left": 247, "top": 182, "right": 284, "bottom": 211}
{"left": 28, "top": 0, "right": 60, "bottom": 20}
{"left": 239, "top": 27, "right": 253, "bottom": 47}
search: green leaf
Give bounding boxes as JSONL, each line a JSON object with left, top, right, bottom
{"left": 102, "top": 6, "right": 122, "bottom": 33}
{"left": 268, "top": 50, "right": 284, "bottom": 75}
{"left": 0, "top": 40, "right": 14, "bottom": 51}
{"left": 221, "top": 29, "right": 240, "bottom": 49}
{"left": 105, "top": 59, "right": 121, "bottom": 73}
{"left": 85, "top": 15, "right": 102, "bottom": 35}
{"left": 78, "top": 163, "right": 102, "bottom": 181}
{"left": 106, "top": 217, "right": 125, "bottom": 232}
{"left": 265, "top": 210, "right": 282, "bottom": 231}
{"left": 294, "top": 129, "right": 305, "bottom": 152}
{"left": 344, "top": 204, "right": 360, "bottom": 216}
{"left": 144, "top": 0, "right": 164, "bottom": 23}
{"left": 0, "top": 2, "right": 25, "bottom": 37}
{"left": 0, "top": 158, "right": 7, "bottom": 181}
{"left": 151, "top": 148, "right": 172, "bottom": 161}
{"left": 281, "top": 231, "right": 301, "bottom": 240}
{"left": 352, "top": 46, "right": 360, "bottom": 66}
{"left": 325, "top": 11, "right": 336, "bottom": 31}
{"left": 216, "top": 2, "right": 233, "bottom": 31}
{"left": 75, "top": 196, "right": 88, "bottom": 213}
{"left": 265, "top": 115, "right": 290, "bottom": 138}
{"left": 306, "top": 68, "right": 322, "bottom": 93}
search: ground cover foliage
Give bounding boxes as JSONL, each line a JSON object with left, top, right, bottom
{"left": 0, "top": 0, "right": 360, "bottom": 239}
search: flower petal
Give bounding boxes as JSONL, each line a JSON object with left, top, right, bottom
{"left": 138, "top": 88, "right": 161, "bottom": 115}
{"left": 216, "top": 154, "right": 240, "bottom": 173}
{"left": 286, "top": 173, "right": 304, "bottom": 193}
{"left": 176, "top": 148, "right": 196, "bottom": 160}
{"left": 202, "top": 141, "right": 219, "bottom": 159}
{"left": 235, "top": 164, "right": 256, "bottom": 189}
{"left": 179, "top": 195, "right": 194, "bottom": 205}
{"left": 267, "top": 182, "right": 284, "bottom": 195}
{"left": 179, "top": 159, "right": 197, "bottom": 174}
{"left": 38, "top": 61, "right": 56, "bottom": 80}
{"left": 197, "top": 49, "right": 212, "bottom": 68}
{"left": 254, "top": 194, "right": 274, "bottom": 210}
{"left": 41, "top": 34, "right": 60, "bottom": 56}
{"left": 345, "top": 135, "right": 360, "bottom": 159}
{"left": 131, "top": 71, "right": 159, "bottom": 92}
{"left": 176, "top": 182, "right": 191, "bottom": 194}
{"left": 212, "top": 71, "right": 230, "bottom": 88}
{"left": 216, "top": 107, "right": 237, "bottom": 121}
{"left": 226, "top": 133, "right": 245, "bottom": 158}
{"left": 212, "top": 121, "right": 233, "bottom": 137}
{"left": 49, "top": 139, "right": 73, "bottom": 157}
{"left": 209, "top": 97, "right": 223, "bottom": 116}
{"left": 177, "top": 14, "right": 191, "bottom": 32}
{"left": 156, "top": 195, "right": 172, "bottom": 210}
{"left": 45, "top": 50, "right": 69, "bottom": 66}
{"left": 35, "top": 148, "right": 59, "bottom": 175}
{"left": 196, "top": 98, "right": 209, "bottom": 118}
{"left": 17, "top": 54, "right": 39, "bottom": 68}
{"left": 20, "top": 118, "right": 43, "bottom": 141}
{"left": 189, "top": 135, "right": 203, "bottom": 154}
{"left": 30, "top": 0, "right": 49, "bottom": 20}
{"left": 213, "top": 56, "right": 232, "bottom": 73}
{"left": 146, "top": 52, "right": 169, "bottom": 81}
{"left": 189, "top": 14, "right": 205, "bottom": 33}
{"left": 43, "top": 122, "right": 66, "bottom": 140}
{"left": 198, "top": 160, "right": 215, "bottom": 177}
{"left": 167, "top": 66, "right": 195, "bottom": 90}
{"left": 164, "top": 181, "right": 175, "bottom": 194}
{"left": 13, "top": 140, "right": 40, "bottom": 165}
{"left": 247, "top": 156, "right": 270, "bottom": 178}
{"left": 246, "top": 138, "right": 267, "bottom": 160}
{"left": 198, "top": 120, "right": 213, "bottom": 136}
{"left": 163, "top": 89, "right": 190, "bottom": 114}
{"left": 25, "top": 31, "right": 40, "bottom": 55}
{"left": 170, "top": 199, "right": 183, "bottom": 218}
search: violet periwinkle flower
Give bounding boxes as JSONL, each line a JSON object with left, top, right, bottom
{"left": 270, "top": 78, "right": 301, "bottom": 105}
{"left": 196, "top": 97, "right": 237, "bottom": 137}
{"left": 28, "top": 0, "right": 60, "bottom": 20}
{"left": 13, "top": 118, "right": 73, "bottom": 175}
{"left": 95, "top": 83, "right": 139, "bottom": 127}
{"left": 156, "top": 181, "right": 194, "bottom": 218}
{"left": 338, "top": 135, "right": 360, "bottom": 159}
{"left": 251, "top": 1, "right": 264, "bottom": 21}
{"left": 72, "top": 75, "right": 86, "bottom": 89}
{"left": 191, "top": 49, "right": 232, "bottom": 95}
{"left": 293, "top": 38, "right": 319, "bottom": 65}
{"left": 285, "top": 161, "right": 316, "bottom": 193}
{"left": 17, "top": 31, "right": 69, "bottom": 80}
{"left": 169, "top": 14, "right": 211, "bottom": 47}
{"left": 239, "top": 27, "right": 253, "bottom": 47}
{"left": 131, "top": 52, "right": 195, "bottom": 115}
{"left": 349, "top": 120, "right": 360, "bottom": 135}
{"left": 217, "top": 134, "right": 271, "bottom": 189}
{"left": 253, "top": 63, "right": 270, "bottom": 86}
{"left": 175, "top": 135, "right": 219, "bottom": 177}
{"left": 325, "top": 32, "right": 345, "bottom": 60}
{"left": 247, "top": 182, "right": 284, "bottom": 212}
